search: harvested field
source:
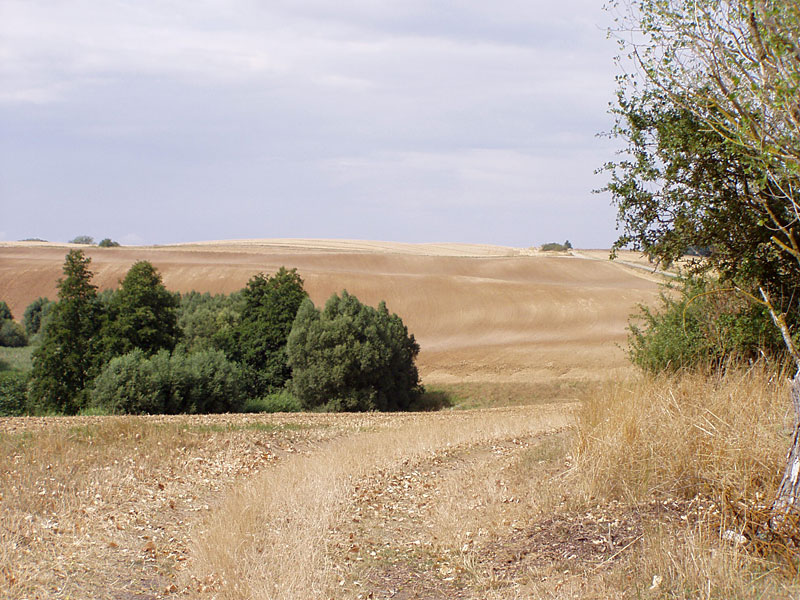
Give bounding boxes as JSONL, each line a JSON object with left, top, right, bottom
{"left": 0, "top": 239, "right": 661, "bottom": 387}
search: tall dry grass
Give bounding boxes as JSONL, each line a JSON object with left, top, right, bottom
{"left": 574, "top": 364, "right": 790, "bottom": 503}
{"left": 572, "top": 364, "right": 800, "bottom": 598}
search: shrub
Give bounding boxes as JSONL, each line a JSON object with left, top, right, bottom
{"left": 90, "top": 349, "right": 245, "bottom": 414}
{"left": 97, "top": 238, "right": 120, "bottom": 247}
{"left": 628, "top": 276, "right": 785, "bottom": 372}
{"left": 23, "top": 297, "right": 55, "bottom": 336}
{"left": 177, "top": 291, "right": 243, "bottom": 352}
{"left": 0, "top": 371, "right": 29, "bottom": 416}
{"left": 0, "top": 321, "right": 27, "bottom": 347}
{"left": 287, "top": 291, "right": 423, "bottom": 412}
{"left": 243, "top": 392, "right": 302, "bottom": 413}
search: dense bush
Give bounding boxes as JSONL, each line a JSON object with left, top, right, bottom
{"left": 90, "top": 349, "right": 245, "bottom": 414}
{"left": 287, "top": 291, "right": 423, "bottom": 412}
{"left": 628, "top": 277, "right": 784, "bottom": 372}
{"left": 23, "top": 297, "right": 55, "bottom": 336}
{"left": 177, "top": 291, "right": 243, "bottom": 352}
{"left": 0, "top": 320, "right": 27, "bottom": 347}
{"left": 0, "top": 371, "right": 29, "bottom": 416}
{"left": 97, "top": 238, "right": 120, "bottom": 247}
{"left": 243, "top": 392, "right": 303, "bottom": 413}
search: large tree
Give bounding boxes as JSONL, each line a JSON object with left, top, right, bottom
{"left": 103, "top": 261, "right": 180, "bottom": 357}
{"left": 29, "top": 250, "right": 104, "bottom": 413}
{"left": 223, "top": 267, "right": 307, "bottom": 396}
{"left": 606, "top": 0, "right": 800, "bottom": 523}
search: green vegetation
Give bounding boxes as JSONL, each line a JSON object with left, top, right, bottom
{"left": 97, "top": 238, "right": 120, "bottom": 247}
{"left": 540, "top": 240, "right": 572, "bottom": 252}
{"left": 90, "top": 349, "right": 245, "bottom": 415}
{"left": 221, "top": 267, "right": 307, "bottom": 397}
{"left": 628, "top": 277, "right": 784, "bottom": 372}
{"left": 23, "top": 297, "right": 54, "bottom": 337}
{"left": 103, "top": 260, "right": 180, "bottom": 357}
{"left": 6, "top": 251, "right": 423, "bottom": 415}
{"left": 287, "top": 291, "right": 423, "bottom": 412}
{"left": 603, "top": 1, "right": 800, "bottom": 371}
{"left": 29, "top": 250, "right": 104, "bottom": 413}
{"left": 68, "top": 235, "right": 94, "bottom": 245}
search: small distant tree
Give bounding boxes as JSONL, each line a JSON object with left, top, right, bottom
{"left": 69, "top": 235, "right": 94, "bottom": 245}
{"left": 98, "top": 238, "right": 120, "bottom": 248}
{"left": 23, "top": 297, "right": 55, "bottom": 336}
{"left": 224, "top": 267, "right": 307, "bottom": 396}
{"left": 0, "top": 301, "right": 13, "bottom": 322}
{"left": 287, "top": 291, "right": 423, "bottom": 412}
{"left": 103, "top": 261, "right": 180, "bottom": 357}
{"left": 29, "top": 250, "right": 104, "bottom": 413}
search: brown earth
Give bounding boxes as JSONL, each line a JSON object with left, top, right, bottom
{"left": 0, "top": 239, "right": 661, "bottom": 386}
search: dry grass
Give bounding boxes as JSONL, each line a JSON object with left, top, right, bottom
{"left": 190, "top": 405, "right": 573, "bottom": 599}
{"left": 569, "top": 364, "right": 800, "bottom": 598}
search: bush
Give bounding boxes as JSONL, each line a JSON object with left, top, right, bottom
{"left": 98, "top": 238, "right": 120, "bottom": 247}
{"left": 243, "top": 392, "right": 302, "bottom": 413}
{"left": 177, "top": 291, "right": 243, "bottom": 352}
{"left": 90, "top": 349, "right": 246, "bottom": 414}
{"left": 0, "top": 320, "right": 27, "bottom": 347}
{"left": 0, "top": 371, "right": 29, "bottom": 416}
{"left": 23, "top": 297, "right": 54, "bottom": 336}
{"left": 287, "top": 291, "right": 423, "bottom": 412}
{"left": 628, "top": 276, "right": 785, "bottom": 372}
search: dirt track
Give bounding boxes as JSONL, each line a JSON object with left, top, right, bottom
{"left": 0, "top": 240, "right": 661, "bottom": 385}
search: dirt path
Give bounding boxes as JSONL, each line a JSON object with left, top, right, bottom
{"left": 189, "top": 404, "right": 576, "bottom": 599}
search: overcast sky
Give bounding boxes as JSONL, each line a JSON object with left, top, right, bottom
{"left": 1, "top": 1, "right": 624, "bottom": 248}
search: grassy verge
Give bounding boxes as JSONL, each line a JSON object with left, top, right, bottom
{"left": 0, "top": 346, "right": 34, "bottom": 373}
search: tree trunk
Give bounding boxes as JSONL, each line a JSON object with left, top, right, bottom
{"left": 770, "top": 370, "right": 800, "bottom": 529}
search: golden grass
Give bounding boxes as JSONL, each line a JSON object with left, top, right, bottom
{"left": 570, "top": 364, "right": 800, "bottom": 598}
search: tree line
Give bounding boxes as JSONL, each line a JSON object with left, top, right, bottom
{"left": 1, "top": 250, "right": 423, "bottom": 415}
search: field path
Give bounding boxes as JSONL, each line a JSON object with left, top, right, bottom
{"left": 189, "top": 403, "right": 574, "bottom": 599}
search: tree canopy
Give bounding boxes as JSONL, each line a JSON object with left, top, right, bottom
{"left": 287, "top": 291, "right": 423, "bottom": 412}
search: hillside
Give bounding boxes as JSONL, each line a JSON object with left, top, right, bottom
{"left": 0, "top": 239, "right": 661, "bottom": 388}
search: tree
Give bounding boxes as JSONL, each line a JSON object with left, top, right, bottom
{"left": 98, "top": 238, "right": 120, "bottom": 248}
{"left": 103, "top": 261, "right": 180, "bottom": 357}
{"left": 224, "top": 267, "right": 307, "bottom": 396}
{"left": 606, "top": 0, "right": 800, "bottom": 524}
{"left": 29, "top": 250, "right": 104, "bottom": 413}
{"left": 69, "top": 235, "right": 94, "bottom": 245}
{"left": 0, "top": 301, "right": 12, "bottom": 322}
{"left": 287, "top": 291, "right": 423, "bottom": 412}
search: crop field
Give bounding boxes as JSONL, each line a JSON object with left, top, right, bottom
{"left": 6, "top": 240, "right": 790, "bottom": 599}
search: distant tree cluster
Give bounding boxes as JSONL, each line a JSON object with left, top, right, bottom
{"left": 68, "top": 236, "right": 121, "bottom": 247}
{"left": 5, "top": 250, "right": 423, "bottom": 416}
{"left": 540, "top": 240, "right": 572, "bottom": 252}
{"left": 0, "top": 301, "right": 26, "bottom": 348}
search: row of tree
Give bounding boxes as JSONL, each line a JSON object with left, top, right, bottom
{"left": 10, "top": 250, "right": 422, "bottom": 415}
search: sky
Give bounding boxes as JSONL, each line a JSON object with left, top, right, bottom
{"left": 0, "top": 1, "right": 625, "bottom": 248}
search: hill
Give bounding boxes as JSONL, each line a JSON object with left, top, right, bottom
{"left": 0, "top": 239, "right": 660, "bottom": 389}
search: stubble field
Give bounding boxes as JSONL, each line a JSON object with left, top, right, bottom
{"left": 0, "top": 240, "right": 673, "bottom": 598}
